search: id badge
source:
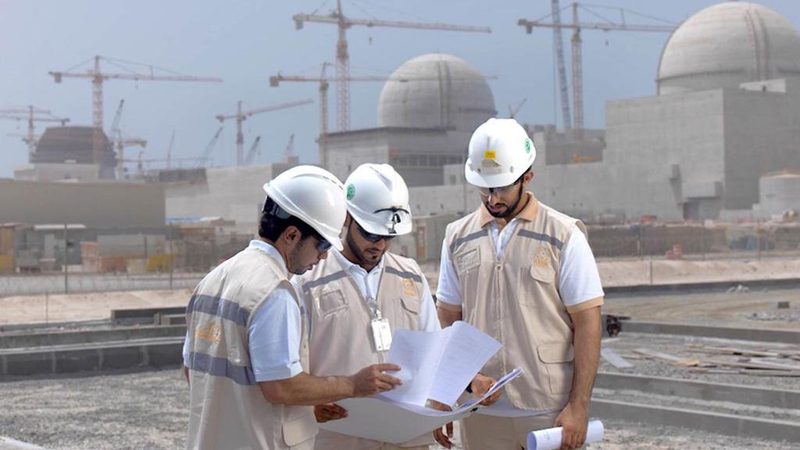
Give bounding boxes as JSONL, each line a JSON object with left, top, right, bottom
{"left": 370, "top": 317, "right": 392, "bottom": 352}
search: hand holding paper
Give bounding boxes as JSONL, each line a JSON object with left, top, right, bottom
{"left": 319, "top": 322, "right": 523, "bottom": 444}
{"left": 526, "top": 420, "right": 604, "bottom": 450}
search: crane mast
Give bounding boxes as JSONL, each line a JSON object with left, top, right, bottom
{"left": 49, "top": 55, "right": 222, "bottom": 165}
{"left": 519, "top": 2, "right": 674, "bottom": 131}
{"left": 293, "top": 0, "right": 490, "bottom": 131}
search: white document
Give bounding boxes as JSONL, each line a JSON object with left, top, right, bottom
{"left": 381, "top": 321, "right": 502, "bottom": 407}
{"left": 320, "top": 367, "right": 523, "bottom": 444}
{"left": 527, "top": 420, "right": 604, "bottom": 450}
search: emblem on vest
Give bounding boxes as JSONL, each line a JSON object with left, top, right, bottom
{"left": 195, "top": 324, "right": 222, "bottom": 344}
{"left": 534, "top": 246, "right": 550, "bottom": 268}
{"left": 402, "top": 278, "right": 417, "bottom": 297}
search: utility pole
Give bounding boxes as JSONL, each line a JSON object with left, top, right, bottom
{"left": 63, "top": 223, "right": 69, "bottom": 294}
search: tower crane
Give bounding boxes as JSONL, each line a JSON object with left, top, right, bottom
{"left": 243, "top": 136, "right": 262, "bottom": 166}
{"left": 109, "top": 100, "right": 147, "bottom": 179}
{"left": 270, "top": 65, "right": 495, "bottom": 168}
{"left": 215, "top": 99, "right": 313, "bottom": 166}
{"left": 519, "top": 2, "right": 674, "bottom": 131}
{"left": 293, "top": 0, "right": 491, "bottom": 131}
{"left": 119, "top": 151, "right": 208, "bottom": 176}
{"left": 199, "top": 126, "right": 224, "bottom": 167}
{"left": 508, "top": 98, "right": 528, "bottom": 119}
{"left": 284, "top": 134, "right": 297, "bottom": 165}
{"left": 0, "top": 106, "right": 69, "bottom": 157}
{"left": 49, "top": 55, "right": 222, "bottom": 165}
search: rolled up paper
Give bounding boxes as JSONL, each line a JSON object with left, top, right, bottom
{"left": 527, "top": 420, "right": 604, "bottom": 450}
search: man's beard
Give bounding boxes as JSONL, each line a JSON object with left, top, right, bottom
{"left": 485, "top": 184, "right": 524, "bottom": 218}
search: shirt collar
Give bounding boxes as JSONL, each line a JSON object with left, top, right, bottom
{"left": 332, "top": 247, "right": 384, "bottom": 276}
{"left": 478, "top": 192, "right": 539, "bottom": 227}
{"left": 248, "top": 239, "right": 289, "bottom": 277}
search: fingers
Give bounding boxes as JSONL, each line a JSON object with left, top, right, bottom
{"left": 478, "top": 390, "right": 502, "bottom": 406}
{"left": 471, "top": 373, "right": 499, "bottom": 399}
{"left": 433, "top": 427, "right": 453, "bottom": 449}
{"left": 559, "top": 426, "right": 585, "bottom": 450}
{"left": 352, "top": 364, "right": 404, "bottom": 396}
{"left": 377, "top": 372, "right": 403, "bottom": 387}
{"left": 560, "top": 431, "right": 579, "bottom": 450}
{"left": 372, "top": 363, "right": 401, "bottom": 372}
{"left": 314, "top": 403, "right": 348, "bottom": 423}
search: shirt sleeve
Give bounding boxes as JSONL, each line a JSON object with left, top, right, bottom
{"left": 435, "top": 237, "right": 463, "bottom": 307}
{"left": 558, "top": 225, "right": 605, "bottom": 312}
{"left": 182, "top": 332, "right": 189, "bottom": 368}
{"left": 248, "top": 287, "right": 304, "bottom": 382}
{"left": 418, "top": 276, "right": 443, "bottom": 332}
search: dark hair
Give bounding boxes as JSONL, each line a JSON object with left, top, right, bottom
{"left": 258, "top": 197, "right": 322, "bottom": 243}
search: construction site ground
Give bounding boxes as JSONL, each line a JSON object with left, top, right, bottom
{"left": 1, "top": 256, "right": 798, "bottom": 449}
{"left": 0, "top": 367, "right": 797, "bottom": 450}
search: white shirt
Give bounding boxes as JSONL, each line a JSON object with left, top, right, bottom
{"left": 436, "top": 222, "right": 604, "bottom": 416}
{"left": 437, "top": 222, "right": 603, "bottom": 309}
{"left": 183, "top": 240, "right": 304, "bottom": 382}
{"left": 292, "top": 249, "right": 441, "bottom": 336}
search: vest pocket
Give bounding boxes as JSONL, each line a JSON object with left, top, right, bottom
{"left": 316, "top": 289, "right": 348, "bottom": 317}
{"left": 517, "top": 261, "right": 556, "bottom": 308}
{"left": 537, "top": 342, "right": 575, "bottom": 395}
{"left": 400, "top": 296, "right": 420, "bottom": 314}
{"left": 282, "top": 411, "right": 318, "bottom": 446}
{"left": 455, "top": 247, "right": 481, "bottom": 273}
{"left": 530, "top": 244, "right": 556, "bottom": 283}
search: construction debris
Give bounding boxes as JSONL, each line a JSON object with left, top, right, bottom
{"left": 601, "top": 347, "right": 634, "bottom": 369}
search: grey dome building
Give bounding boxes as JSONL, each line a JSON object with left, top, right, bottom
{"left": 657, "top": 2, "right": 800, "bottom": 96}
{"left": 324, "top": 53, "right": 495, "bottom": 187}
{"left": 378, "top": 53, "right": 495, "bottom": 132}
{"left": 531, "top": 1, "right": 800, "bottom": 221}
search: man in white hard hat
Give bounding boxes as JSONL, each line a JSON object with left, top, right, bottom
{"left": 437, "top": 119, "right": 604, "bottom": 450}
{"left": 293, "top": 163, "right": 494, "bottom": 450}
{"left": 183, "top": 165, "right": 403, "bottom": 450}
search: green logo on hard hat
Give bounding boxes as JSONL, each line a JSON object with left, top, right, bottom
{"left": 346, "top": 184, "right": 356, "bottom": 200}
{"left": 524, "top": 138, "right": 532, "bottom": 154}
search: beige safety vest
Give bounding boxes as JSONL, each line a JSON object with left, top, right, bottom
{"left": 294, "top": 251, "right": 432, "bottom": 450}
{"left": 444, "top": 195, "right": 589, "bottom": 411}
{"left": 185, "top": 245, "right": 317, "bottom": 450}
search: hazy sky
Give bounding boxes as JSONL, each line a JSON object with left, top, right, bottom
{"left": 1, "top": 0, "right": 799, "bottom": 177}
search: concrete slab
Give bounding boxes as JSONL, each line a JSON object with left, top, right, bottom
{"left": 621, "top": 321, "right": 800, "bottom": 343}
{"left": 591, "top": 398, "right": 800, "bottom": 443}
{"left": 596, "top": 372, "right": 800, "bottom": 409}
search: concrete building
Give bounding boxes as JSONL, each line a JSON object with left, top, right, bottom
{"left": 0, "top": 179, "right": 164, "bottom": 228}
{"left": 162, "top": 164, "right": 295, "bottom": 233}
{"left": 160, "top": 2, "right": 800, "bottom": 239}
{"left": 757, "top": 171, "right": 800, "bottom": 217}
{"left": 532, "top": 2, "right": 800, "bottom": 221}
{"left": 324, "top": 53, "right": 496, "bottom": 187}
{"left": 32, "top": 126, "right": 117, "bottom": 180}
{"left": 13, "top": 162, "right": 100, "bottom": 182}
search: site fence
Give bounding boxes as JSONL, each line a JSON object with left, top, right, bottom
{"left": 1, "top": 221, "right": 799, "bottom": 296}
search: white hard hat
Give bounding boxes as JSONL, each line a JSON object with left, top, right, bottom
{"left": 344, "top": 163, "right": 413, "bottom": 236}
{"left": 263, "top": 165, "right": 346, "bottom": 251}
{"left": 464, "top": 118, "right": 536, "bottom": 188}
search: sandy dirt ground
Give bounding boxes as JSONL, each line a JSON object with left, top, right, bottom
{"left": 1, "top": 257, "right": 799, "bottom": 449}
{"left": 0, "top": 369, "right": 796, "bottom": 450}
{"left": 3, "top": 256, "right": 798, "bottom": 328}
{"left": 603, "top": 288, "right": 800, "bottom": 330}
{"left": 0, "top": 289, "right": 192, "bottom": 326}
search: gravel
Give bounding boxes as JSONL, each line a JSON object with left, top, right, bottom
{"left": 2, "top": 367, "right": 798, "bottom": 450}
{"left": 600, "top": 332, "right": 800, "bottom": 390}
{"left": 0, "top": 369, "right": 187, "bottom": 449}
